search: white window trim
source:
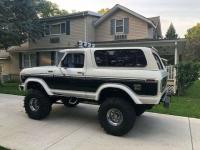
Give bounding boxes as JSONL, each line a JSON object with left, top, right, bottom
{"left": 115, "top": 19, "right": 124, "bottom": 34}
{"left": 44, "top": 22, "right": 66, "bottom": 36}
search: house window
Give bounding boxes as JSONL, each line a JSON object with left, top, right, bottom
{"left": 44, "top": 22, "right": 67, "bottom": 35}
{"left": 115, "top": 19, "right": 124, "bottom": 33}
{"left": 51, "top": 24, "right": 61, "bottom": 35}
{"left": 22, "top": 53, "right": 36, "bottom": 68}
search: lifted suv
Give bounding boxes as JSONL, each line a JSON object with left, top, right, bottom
{"left": 19, "top": 47, "right": 169, "bottom": 136}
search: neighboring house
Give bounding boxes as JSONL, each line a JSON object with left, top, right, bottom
{"left": 0, "top": 50, "right": 10, "bottom": 81}
{"left": 6, "top": 4, "right": 162, "bottom": 78}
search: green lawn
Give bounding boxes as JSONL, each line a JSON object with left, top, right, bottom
{"left": 0, "top": 81, "right": 200, "bottom": 119}
{"left": 0, "top": 82, "right": 25, "bottom": 96}
{"left": 0, "top": 146, "right": 9, "bottom": 150}
{"left": 150, "top": 80, "right": 200, "bottom": 118}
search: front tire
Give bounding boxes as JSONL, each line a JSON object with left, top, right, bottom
{"left": 98, "top": 97, "right": 136, "bottom": 136}
{"left": 24, "top": 89, "right": 52, "bottom": 120}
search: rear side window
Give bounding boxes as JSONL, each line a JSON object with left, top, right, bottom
{"left": 153, "top": 53, "right": 164, "bottom": 70}
{"left": 62, "top": 53, "right": 84, "bottom": 68}
{"left": 94, "top": 49, "right": 147, "bottom": 67}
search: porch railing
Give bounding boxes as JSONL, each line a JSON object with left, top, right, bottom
{"left": 166, "top": 65, "right": 177, "bottom": 94}
{"left": 166, "top": 65, "right": 175, "bottom": 80}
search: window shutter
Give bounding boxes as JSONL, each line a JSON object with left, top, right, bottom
{"left": 36, "top": 52, "right": 40, "bottom": 66}
{"left": 51, "top": 51, "right": 55, "bottom": 65}
{"left": 61, "top": 23, "right": 66, "bottom": 33}
{"left": 66, "top": 20, "right": 70, "bottom": 35}
{"left": 19, "top": 53, "right": 22, "bottom": 69}
{"left": 45, "top": 24, "right": 50, "bottom": 36}
{"left": 110, "top": 19, "right": 115, "bottom": 35}
{"left": 124, "top": 18, "right": 129, "bottom": 34}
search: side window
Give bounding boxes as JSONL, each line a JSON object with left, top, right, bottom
{"left": 62, "top": 53, "right": 84, "bottom": 68}
{"left": 153, "top": 53, "right": 164, "bottom": 70}
{"left": 94, "top": 49, "right": 147, "bottom": 67}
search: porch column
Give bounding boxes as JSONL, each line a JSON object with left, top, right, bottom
{"left": 174, "top": 41, "right": 178, "bottom": 65}
{"left": 174, "top": 41, "right": 178, "bottom": 93}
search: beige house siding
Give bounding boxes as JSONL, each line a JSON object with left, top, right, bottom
{"left": 86, "top": 16, "right": 99, "bottom": 42}
{"left": 30, "top": 17, "right": 86, "bottom": 49}
{"left": 30, "top": 16, "right": 98, "bottom": 49}
{"left": 9, "top": 53, "right": 20, "bottom": 75}
{"left": 95, "top": 10, "right": 149, "bottom": 42}
{"left": 0, "top": 60, "right": 10, "bottom": 75}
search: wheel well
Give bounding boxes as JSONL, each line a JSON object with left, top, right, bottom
{"left": 98, "top": 88, "right": 135, "bottom": 106}
{"left": 26, "top": 81, "right": 47, "bottom": 95}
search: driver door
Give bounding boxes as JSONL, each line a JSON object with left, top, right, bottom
{"left": 54, "top": 52, "right": 86, "bottom": 92}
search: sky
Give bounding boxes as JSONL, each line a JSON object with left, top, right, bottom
{"left": 49, "top": 0, "right": 200, "bottom": 37}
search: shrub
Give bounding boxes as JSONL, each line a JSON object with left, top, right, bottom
{"left": 176, "top": 62, "right": 200, "bottom": 95}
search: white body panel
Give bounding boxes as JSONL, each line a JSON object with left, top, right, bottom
{"left": 20, "top": 47, "right": 168, "bottom": 105}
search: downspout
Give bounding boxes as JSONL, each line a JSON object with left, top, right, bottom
{"left": 83, "top": 12, "right": 87, "bottom": 42}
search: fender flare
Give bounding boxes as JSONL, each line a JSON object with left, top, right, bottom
{"left": 24, "top": 78, "right": 53, "bottom": 96}
{"left": 95, "top": 83, "right": 142, "bottom": 104}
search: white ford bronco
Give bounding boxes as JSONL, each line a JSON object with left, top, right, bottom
{"left": 19, "top": 47, "right": 170, "bottom": 136}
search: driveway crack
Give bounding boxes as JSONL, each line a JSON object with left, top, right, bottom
{"left": 44, "top": 121, "right": 90, "bottom": 150}
{"left": 188, "top": 118, "right": 194, "bottom": 150}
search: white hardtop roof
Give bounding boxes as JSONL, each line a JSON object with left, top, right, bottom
{"left": 59, "top": 47, "right": 154, "bottom": 53}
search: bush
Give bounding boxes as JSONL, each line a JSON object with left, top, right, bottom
{"left": 176, "top": 62, "right": 200, "bottom": 95}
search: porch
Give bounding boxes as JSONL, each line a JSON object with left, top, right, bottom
{"left": 95, "top": 39, "right": 186, "bottom": 94}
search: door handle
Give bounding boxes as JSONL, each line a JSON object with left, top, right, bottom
{"left": 77, "top": 72, "right": 84, "bottom": 75}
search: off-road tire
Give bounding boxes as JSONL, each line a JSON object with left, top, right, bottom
{"left": 61, "top": 97, "right": 79, "bottom": 107}
{"left": 98, "top": 97, "right": 136, "bottom": 136}
{"left": 136, "top": 109, "right": 146, "bottom": 116}
{"left": 24, "top": 89, "right": 52, "bottom": 120}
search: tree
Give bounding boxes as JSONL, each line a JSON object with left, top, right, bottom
{"left": 35, "top": 0, "right": 68, "bottom": 18}
{"left": 185, "top": 23, "right": 200, "bottom": 60}
{"left": 98, "top": 8, "right": 110, "bottom": 15}
{"left": 0, "top": 0, "right": 70, "bottom": 50}
{"left": 0, "top": 0, "right": 43, "bottom": 50}
{"left": 165, "top": 23, "right": 178, "bottom": 40}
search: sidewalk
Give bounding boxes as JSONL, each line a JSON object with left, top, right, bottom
{"left": 0, "top": 93, "right": 199, "bottom": 150}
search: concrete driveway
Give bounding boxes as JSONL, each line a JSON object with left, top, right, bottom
{"left": 0, "top": 93, "right": 199, "bottom": 150}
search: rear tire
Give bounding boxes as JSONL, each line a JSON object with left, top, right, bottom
{"left": 98, "top": 97, "right": 136, "bottom": 136}
{"left": 24, "top": 89, "right": 52, "bottom": 120}
{"left": 136, "top": 109, "right": 146, "bottom": 116}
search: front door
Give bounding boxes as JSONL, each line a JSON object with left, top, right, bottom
{"left": 53, "top": 52, "right": 86, "bottom": 91}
